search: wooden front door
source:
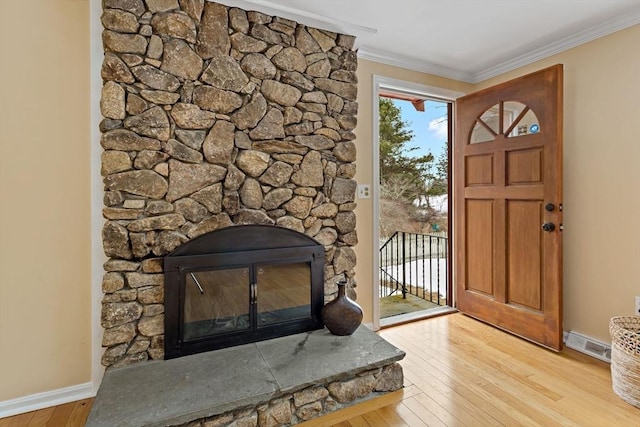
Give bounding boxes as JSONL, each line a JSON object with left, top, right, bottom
{"left": 454, "top": 65, "right": 563, "bottom": 350}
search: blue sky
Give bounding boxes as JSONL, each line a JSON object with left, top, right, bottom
{"left": 390, "top": 99, "right": 449, "bottom": 161}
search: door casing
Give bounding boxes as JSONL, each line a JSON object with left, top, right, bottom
{"left": 371, "top": 75, "right": 464, "bottom": 330}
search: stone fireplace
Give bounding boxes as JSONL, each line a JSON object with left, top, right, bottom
{"left": 93, "top": 3, "right": 407, "bottom": 424}
{"left": 100, "top": 0, "right": 360, "bottom": 368}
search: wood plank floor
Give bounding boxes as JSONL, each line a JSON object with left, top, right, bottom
{"left": 2, "top": 313, "right": 638, "bottom": 426}
{"left": 0, "top": 399, "right": 92, "bottom": 427}
{"left": 302, "top": 313, "right": 640, "bottom": 426}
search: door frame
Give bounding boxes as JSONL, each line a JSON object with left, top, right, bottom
{"left": 371, "top": 75, "right": 464, "bottom": 330}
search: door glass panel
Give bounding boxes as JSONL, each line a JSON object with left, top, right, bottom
{"left": 504, "top": 101, "right": 541, "bottom": 138}
{"left": 183, "top": 267, "right": 250, "bottom": 341}
{"left": 470, "top": 103, "right": 500, "bottom": 143}
{"left": 257, "top": 263, "right": 311, "bottom": 327}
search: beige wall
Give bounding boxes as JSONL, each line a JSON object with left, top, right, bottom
{"left": 474, "top": 25, "right": 640, "bottom": 342}
{"left": 353, "top": 60, "right": 473, "bottom": 324}
{"left": 0, "top": 0, "right": 92, "bottom": 400}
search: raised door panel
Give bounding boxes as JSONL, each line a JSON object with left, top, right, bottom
{"left": 465, "top": 199, "right": 493, "bottom": 295}
{"left": 465, "top": 154, "right": 494, "bottom": 186}
{"left": 506, "top": 148, "right": 543, "bottom": 185}
{"left": 507, "top": 201, "right": 542, "bottom": 311}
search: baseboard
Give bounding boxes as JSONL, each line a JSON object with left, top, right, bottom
{"left": 0, "top": 382, "right": 95, "bottom": 418}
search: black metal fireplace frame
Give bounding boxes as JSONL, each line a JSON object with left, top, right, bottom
{"left": 164, "top": 225, "right": 325, "bottom": 359}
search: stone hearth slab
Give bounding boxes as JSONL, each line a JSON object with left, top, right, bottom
{"left": 258, "top": 326, "right": 401, "bottom": 392}
{"left": 87, "top": 326, "right": 405, "bottom": 427}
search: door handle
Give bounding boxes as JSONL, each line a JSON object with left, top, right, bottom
{"left": 542, "top": 223, "right": 555, "bottom": 232}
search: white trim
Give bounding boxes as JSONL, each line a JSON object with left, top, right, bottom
{"left": 211, "top": 0, "right": 377, "bottom": 48}
{"left": 371, "top": 76, "right": 464, "bottom": 331}
{"left": 371, "top": 79, "right": 382, "bottom": 332}
{"left": 359, "top": 47, "right": 474, "bottom": 84}
{"left": 374, "top": 75, "right": 466, "bottom": 102}
{"left": 90, "top": 0, "right": 106, "bottom": 394}
{"left": 0, "top": 383, "right": 95, "bottom": 418}
{"left": 474, "top": 11, "right": 640, "bottom": 83}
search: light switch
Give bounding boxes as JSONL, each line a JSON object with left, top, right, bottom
{"left": 358, "top": 184, "right": 370, "bottom": 199}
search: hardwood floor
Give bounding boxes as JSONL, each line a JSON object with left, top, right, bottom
{"left": 0, "top": 399, "right": 92, "bottom": 427}
{"left": 302, "top": 313, "right": 639, "bottom": 426}
{"left": 3, "top": 313, "right": 638, "bottom": 426}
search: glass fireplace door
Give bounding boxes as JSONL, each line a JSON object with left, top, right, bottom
{"left": 183, "top": 267, "right": 250, "bottom": 341}
{"left": 256, "top": 262, "right": 311, "bottom": 327}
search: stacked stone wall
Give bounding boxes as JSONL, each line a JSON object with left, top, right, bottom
{"left": 99, "top": 0, "right": 359, "bottom": 368}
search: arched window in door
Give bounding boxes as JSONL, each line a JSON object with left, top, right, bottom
{"left": 470, "top": 101, "right": 541, "bottom": 144}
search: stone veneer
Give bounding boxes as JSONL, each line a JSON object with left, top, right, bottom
{"left": 99, "top": 0, "right": 359, "bottom": 368}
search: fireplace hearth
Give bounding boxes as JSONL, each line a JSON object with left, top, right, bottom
{"left": 87, "top": 326, "right": 406, "bottom": 427}
{"left": 164, "top": 225, "right": 325, "bottom": 359}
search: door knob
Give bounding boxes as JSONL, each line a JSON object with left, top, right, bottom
{"left": 542, "top": 223, "right": 555, "bottom": 232}
{"left": 545, "top": 203, "right": 555, "bottom": 212}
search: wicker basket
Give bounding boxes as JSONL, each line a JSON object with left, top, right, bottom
{"left": 610, "top": 316, "right": 640, "bottom": 408}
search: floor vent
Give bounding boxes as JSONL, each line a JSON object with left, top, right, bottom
{"left": 564, "top": 331, "right": 611, "bottom": 363}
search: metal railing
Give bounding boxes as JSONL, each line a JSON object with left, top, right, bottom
{"left": 379, "top": 231, "right": 448, "bottom": 306}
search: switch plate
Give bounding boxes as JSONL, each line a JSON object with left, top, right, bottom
{"left": 358, "top": 184, "right": 371, "bottom": 199}
{"left": 635, "top": 296, "right": 640, "bottom": 316}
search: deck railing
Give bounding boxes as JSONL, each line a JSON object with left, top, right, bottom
{"left": 379, "top": 231, "right": 448, "bottom": 305}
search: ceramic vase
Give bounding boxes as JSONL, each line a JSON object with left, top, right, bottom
{"left": 321, "top": 281, "right": 363, "bottom": 335}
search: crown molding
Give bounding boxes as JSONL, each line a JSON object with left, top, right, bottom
{"left": 473, "top": 9, "right": 640, "bottom": 83}
{"left": 357, "top": 46, "right": 475, "bottom": 83}
{"left": 212, "top": 0, "right": 377, "bottom": 47}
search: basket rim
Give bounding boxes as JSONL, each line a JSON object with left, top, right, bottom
{"left": 610, "top": 316, "right": 640, "bottom": 329}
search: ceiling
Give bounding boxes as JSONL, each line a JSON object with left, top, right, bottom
{"left": 218, "top": 0, "right": 640, "bottom": 83}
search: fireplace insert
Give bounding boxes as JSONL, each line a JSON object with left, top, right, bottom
{"left": 164, "top": 225, "right": 325, "bottom": 359}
